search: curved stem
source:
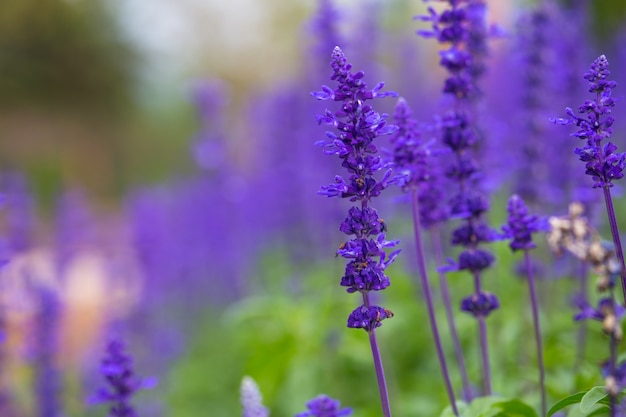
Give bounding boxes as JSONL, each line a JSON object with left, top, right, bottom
{"left": 432, "top": 227, "right": 473, "bottom": 402}
{"left": 524, "top": 250, "right": 546, "bottom": 417}
{"left": 603, "top": 187, "right": 626, "bottom": 304}
{"left": 410, "top": 188, "right": 459, "bottom": 415}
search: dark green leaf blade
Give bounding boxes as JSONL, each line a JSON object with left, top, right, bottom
{"left": 547, "top": 392, "right": 586, "bottom": 417}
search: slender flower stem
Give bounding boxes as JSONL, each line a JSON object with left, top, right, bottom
{"left": 575, "top": 260, "right": 589, "bottom": 371}
{"left": 524, "top": 250, "right": 546, "bottom": 417}
{"left": 477, "top": 316, "right": 491, "bottom": 396}
{"left": 410, "top": 188, "right": 459, "bottom": 416}
{"left": 368, "top": 329, "right": 392, "bottom": 417}
{"left": 363, "top": 292, "right": 392, "bottom": 417}
{"left": 432, "top": 228, "right": 473, "bottom": 402}
{"left": 474, "top": 273, "right": 492, "bottom": 396}
{"left": 602, "top": 187, "right": 626, "bottom": 304}
{"left": 609, "top": 290, "right": 618, "bottom": 417}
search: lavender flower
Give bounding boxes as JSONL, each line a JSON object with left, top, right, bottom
{"left": 312, "top": 46, "right": 399, "bottom": 324}
{"left": 509, "top": 4, "right": 563, "bottom": 209}
{"left": 312, "top": 46, "right": 398, "bottom": 417}
{"left": 418, "top": 0, "right": 498, "bottom": 396}
{"left": 241, "top": 376, "right": 269, "bottom": 417}
{"left": 90, "top": 338, "right": 155, "bottom": 417}
{"left": 553, "top": 55, "right": 624, "bottom": 189}
{"left": 295, "top": 395, "right": 352, "bottom": 417}
{"left": 309, "top": 0, "right": 342, "bottom": 63}
{"left": 501, "top": 194, "right": 549, "bottom": 416}
{"left": 417, "top": 0, "right": 491, "bottom": 100}
{"left": 553, "top": 55, "right": 626, "bottom": 305}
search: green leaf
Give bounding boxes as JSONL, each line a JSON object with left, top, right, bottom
{"left": 567, "top": 403, "right": 607, "bottom": 417}
{"left": 586, "top": 407, "right": 611, "bottom": 417}
{"left": 468, "top": 396, "right": 506, "bottom": 417}
{"left": 439, "top": 401, "right": 469, "bottom": 417}
{"left": 547, "top": 392, "right": 586, "bottom": 417}
{"left": 491, "top": 398, "right": 539, "bottom": 417}
{"left": 580, "top": 386, "right": 609, "bottom": 413}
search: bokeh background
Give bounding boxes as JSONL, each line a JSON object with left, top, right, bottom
{"left": 2, "top": 0, "right": 626, "bottom": 416}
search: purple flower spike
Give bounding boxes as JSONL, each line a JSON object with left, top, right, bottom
{"left": 461, "top": 292, "right": 500, "bottom": 318}
{"left": 419, "top": 0, "right": 498, "bottom": 400}
{"left": 554, "top": 55, "right": 626, "bottom": 306}
{"left": 295, "top": 395, "right": 352, "bottom": 417}
{"left": 553, "top": 55, "right": 624, "bottom": 189}
{"left": 502, "top": 194, "right": 549, "bottom": 252}
{"left": 313, "top": 46, "right": 397, "bottom": 417}
{"left": 89, "top": 338, "right": 155, "bottom": 417}
{"left": 312, "top": 45, "right": 399, "bottom": 318}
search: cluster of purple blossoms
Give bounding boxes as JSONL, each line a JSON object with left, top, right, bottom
{"left": 312, "top": 46, "right": 400, "bottom": 331}
{"left": 295, "top": 395, "right": 352, "bottom": 417}
{"left": 418, "top": 0, "right": 477, "bottom": 99}
{"left": 553, "top": 55, "right": 625, "bottom": 189}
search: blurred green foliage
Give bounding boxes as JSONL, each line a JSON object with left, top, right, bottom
{"left": 0, "top": 0, "right": 135, "bottom": 113}
{"left": 164, "top": 239, "right": 617, "bottom": 417}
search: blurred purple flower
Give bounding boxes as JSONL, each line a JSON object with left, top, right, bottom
{"left": 33, "top": 285, "right": 62, "bottom": 417}
{"left": 89, "top": 338, "right": 156, "bottom": 417}
{"left": 295, "top": 395, "right": 352, "bottom": 417}
{"left": 502, "top": 194, "right": 549, "bottom": 252}
{"left": 461, "top": 292, "right": 499, "bottom": 318}
{"left": 241, "top": 376, "right": 269, "bottom": 417}
{"left": 574, "top": 298, "right": 625, "bottom": 323}
{"left": 2, "top": 172, "right": 35, "bottom": 254}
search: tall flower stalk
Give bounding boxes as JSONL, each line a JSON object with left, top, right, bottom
{"left": 418, "top": 0, "right": 499, "bottom": 396}
{"left": 390, "top": 97, "right": 462, "bottom": 413}
{"left": 312, "top": 46, "right": 400, "bottom": 417}
{"left": 553, "top": 55, "right": 626, "bottom": 304}
{"left": 501, "top": 195, "right": 549, "bottom": 416}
